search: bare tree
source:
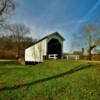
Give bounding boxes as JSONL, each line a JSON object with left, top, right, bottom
{"left": 70, "top": 33, "right": 82, "bottom": 52}
{"left": 0, "top": 0, "right": 15, "bottom": 16}
{"left": 81, "top": 24, "right": 100, "bottom": 60}
{"left": 4, "top": 23, "right": 30, "bottom": 58}
{"left": 0, "top": 0, "right": 15, "bottom": 26}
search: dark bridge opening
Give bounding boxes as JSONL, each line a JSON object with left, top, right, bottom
{"left": 47, "top": 39, "right": 62, "bottom": 59}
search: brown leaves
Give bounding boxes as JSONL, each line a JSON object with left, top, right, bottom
{"left": 95, "top": 38, "right": 100, "bottom": 45}
{"left": 81, "top": 24, "right": 97, "bottom": 34}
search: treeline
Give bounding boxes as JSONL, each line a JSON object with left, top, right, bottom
{"left": 0, "top": 35, "right": 37, "bottom": 59}
{"left": 0, "top": 0, "right": 39, "bottom": 59}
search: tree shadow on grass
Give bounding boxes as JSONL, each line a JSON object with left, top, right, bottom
{"left": 0, "top": 63, "right": 94, "bottom": 92}
{"left": 0, "top": 61, "right": 19, "bottom": 66}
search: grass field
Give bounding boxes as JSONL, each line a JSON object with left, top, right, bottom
{"left": 0, "top": 60, "right": 100, "bottom": 100}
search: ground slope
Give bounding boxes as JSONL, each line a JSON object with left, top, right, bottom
{"left": 0, "top": 60, "right": 100, "bottom": 100}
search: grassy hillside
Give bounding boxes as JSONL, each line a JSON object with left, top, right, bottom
{"left": 0, "top": 60, "right": 100, "bottom": 100}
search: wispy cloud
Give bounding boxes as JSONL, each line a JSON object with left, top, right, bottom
{"left": 53, "top": 0, "right": 100, "bottom": 29}
{"left": 9, "top": 0, "right": 100, "bottom": 52}
{"left": 84, "top": 0, "right": 100, "bottom": 19}
{"left": 52, "top": 19, "right": 87, "bottom": 28}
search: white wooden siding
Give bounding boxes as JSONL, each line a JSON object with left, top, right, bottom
{"left": 25, "top": 39, "right": 47, "bottom": 62}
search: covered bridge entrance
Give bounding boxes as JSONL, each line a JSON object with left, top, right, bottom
{"left": 47, "top": 39, "right": 62, "bottom": 59}
{"left": 25, "top": 32, "right": 64, "bottom": 64}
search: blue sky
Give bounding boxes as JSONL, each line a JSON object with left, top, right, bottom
{"left": 11, "top": 0, "right": 100, "bottom": 52}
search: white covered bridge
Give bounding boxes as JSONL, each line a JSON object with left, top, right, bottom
{"left": 25, "top": 32, "right": 65, "bottom": 64}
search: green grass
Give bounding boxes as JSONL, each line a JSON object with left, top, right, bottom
{"left": 0, "top": 60, "right": 100, "bottom": 100}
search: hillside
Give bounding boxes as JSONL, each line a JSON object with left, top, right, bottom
{"left": 0, "top": 60, "right": 100, "bottom": 100}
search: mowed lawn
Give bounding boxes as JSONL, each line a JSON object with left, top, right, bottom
{"left": 0, "top": 60, "right": 100, "bottom": 100}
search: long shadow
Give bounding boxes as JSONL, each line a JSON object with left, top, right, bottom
{"left": 0, "top": 61, "right": 19, "bottom": 66}
{"left": 0, "top": 67, "right": 28, "bottom": 70}
{"left": 0, "top": 63, "right": 93, "bottom": 92}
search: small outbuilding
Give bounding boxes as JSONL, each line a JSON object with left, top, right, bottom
{"left": 25, "top": 32, "right": 65, "bottom": 64}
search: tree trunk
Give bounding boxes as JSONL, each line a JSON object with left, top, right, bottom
{"left": 88, "top": 48, "right": 92, "bottom": 60}
{"left": 88, "top": 45, "right": 96, "bottom": 60}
